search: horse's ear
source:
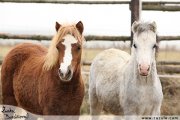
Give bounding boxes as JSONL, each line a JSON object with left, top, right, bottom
{"left": 132, "top": 21, "right": 139, "bottom": 33}
{"left": 76, "top": 21, "right": 84, "bottom": 34}
{"left": 150, "top": 21, "right": 157, "bottom": 33}
{"left": 55, "top": 22, "right": 61, "bottom": 32}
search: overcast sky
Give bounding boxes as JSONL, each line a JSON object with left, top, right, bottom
{"left": 0, "top": 2, "right": 180, "bottom": 36}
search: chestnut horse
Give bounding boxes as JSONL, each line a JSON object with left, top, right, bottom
{"left": 1, "top": 21, "right": 85, "bottom": 115}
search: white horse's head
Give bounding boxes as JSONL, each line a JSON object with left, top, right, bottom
{"left": 131, "top": 21, "right": 158, "bottom": 76}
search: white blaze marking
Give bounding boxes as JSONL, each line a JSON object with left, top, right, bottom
{"left": 60, "top": 34, "right": 77, "bottom": 76}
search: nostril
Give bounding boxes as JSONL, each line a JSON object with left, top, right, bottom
{"left": 67, "top": 65, "right": 72, "bottom": 70}
{"left": 66, "top": 68, "right": 71, "bottom": 76}
{"left": 58, "top": 69, "right": 63, "bottom": 76}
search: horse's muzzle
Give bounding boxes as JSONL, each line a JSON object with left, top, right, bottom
{"left": 139, "top": 64, "right": 150, "bottom": 76}
{"left": 58, "top": 66, "right": 73, "bottom": 82}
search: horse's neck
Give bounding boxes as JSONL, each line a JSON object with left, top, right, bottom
{"left": 126, "top": 57, "right": 158, "bottom": 86}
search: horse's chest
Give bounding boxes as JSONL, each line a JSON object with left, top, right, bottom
{"left": 42, "top": 84, "right": 84, "bottom": 115}
{"left": 127, "top": 86, "right": 161, "bottom": 106}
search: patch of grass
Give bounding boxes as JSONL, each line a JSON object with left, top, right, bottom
{"left": 157, "top": 50, "right": 180, "bottom": 61}
{"left": 161, "top": 77, "right": 180, "bottom": 115}
{"left": 82, "top": 48, "right": 180, "bottom": 63}
{"left": 0, "top": 46, "right": 13, "bottom": 59}
{"left": 82, "top": 48, "right": 103, "bottom": 62}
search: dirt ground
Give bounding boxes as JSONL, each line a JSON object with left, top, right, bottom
{"left": 161, "top": 77, "right": 180, "bottom": 115}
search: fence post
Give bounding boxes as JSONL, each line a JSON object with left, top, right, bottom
{"left": 130, "top": 0, "right": 142, "bottom": 46}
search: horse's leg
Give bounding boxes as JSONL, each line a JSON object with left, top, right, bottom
{"left": 123, "top": 105, "right": 140, "bottom": 120}
{"left": 89, "top": 87, "right": 103, "bottom": 120}
{"left": 150, "top": 104, "right": 161, "bottom": 116}
{"left": 1, "top": 77, "right": 17, "bottom": 106}
{"left": 89, "top": 88, "right": 102, "bottom": 115}
{"left": 1, "top": 59, "right": 19, "bottom": 120}
{"left": 1, "top": 60, "right": 18, "bottom": 106}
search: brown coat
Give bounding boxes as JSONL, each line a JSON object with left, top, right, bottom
{"left": 1, "top": 43, "right": 84, "bottom": 115}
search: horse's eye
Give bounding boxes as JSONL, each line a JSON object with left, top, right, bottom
{"left": 133, "top": 44, "right": 137, "bottom": 49}
{"left": 77, "top": 46, "right": 81, "bottom": 50}
{"left": 153, "top": 44, "right": 157, "bottom": 49}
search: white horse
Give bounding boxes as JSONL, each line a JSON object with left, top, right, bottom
{"left": 89, "top": 21, "right": 163, "bottom": 119}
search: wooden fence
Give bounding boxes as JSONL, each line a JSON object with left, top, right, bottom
{"left": 82, "top": 61, "right": 180, "bottom": 74}
{"left": 0, "top": 0, "right": 180, "bottom": 43}
{"left": 1, "top": 0, "right": 180, "bottom": 12}
{"left": 0, "top": 0, "right": 180, "bottom": 42}
{"left": 1, "top": 33, "right": 180, "bottom": 41}
{"left": 0, "top": 0, "right": 180, "bottom": 73}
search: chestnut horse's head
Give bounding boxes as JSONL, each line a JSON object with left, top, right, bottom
{"left": 43, "top": 21, "right": 84, "bottom": 82}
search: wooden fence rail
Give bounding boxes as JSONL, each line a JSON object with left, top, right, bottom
{"left": 1, "top": 59, "right": 180, "bottom": 66}
{"left": 157, "top": 65, "right": 180, "bottom": 74}
{"left": 0, "top": 60, "right": 180, "bottom": 73}
{"left": 0, "top": 0, "right": 180, "bottom": 75}
{"left": 0, "top": 0, "right": 180, "bottom": 11}
{"left": 1, "top": 0, "right": 180, "bottom": 4}
{"left": 82, "top": 61, "right": 180, "bottom": 74}
{"left": 0, "top": 33, "right": 180, "bottom": 41}
{"left": 83, "top": 61, "right": 180, "bottom": 66}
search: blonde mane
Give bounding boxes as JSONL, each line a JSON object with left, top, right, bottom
{"left": 43, "top": 24, "right": 84, "bottom": 71}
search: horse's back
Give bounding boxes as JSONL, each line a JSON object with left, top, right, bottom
{"left": 2, "top": 43, "right": 46, "bottom": 69}
{"left": 90, "top": 48, "right": 130, "bottom": 83}
{"left": 7, "top": 43, "right": 46, "bottom": 56}
{"left": 1, "top": 43, "right": 46, "bottom": 77}
{"left": 89, "top": 48, "right": 130, "bottom": 114}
